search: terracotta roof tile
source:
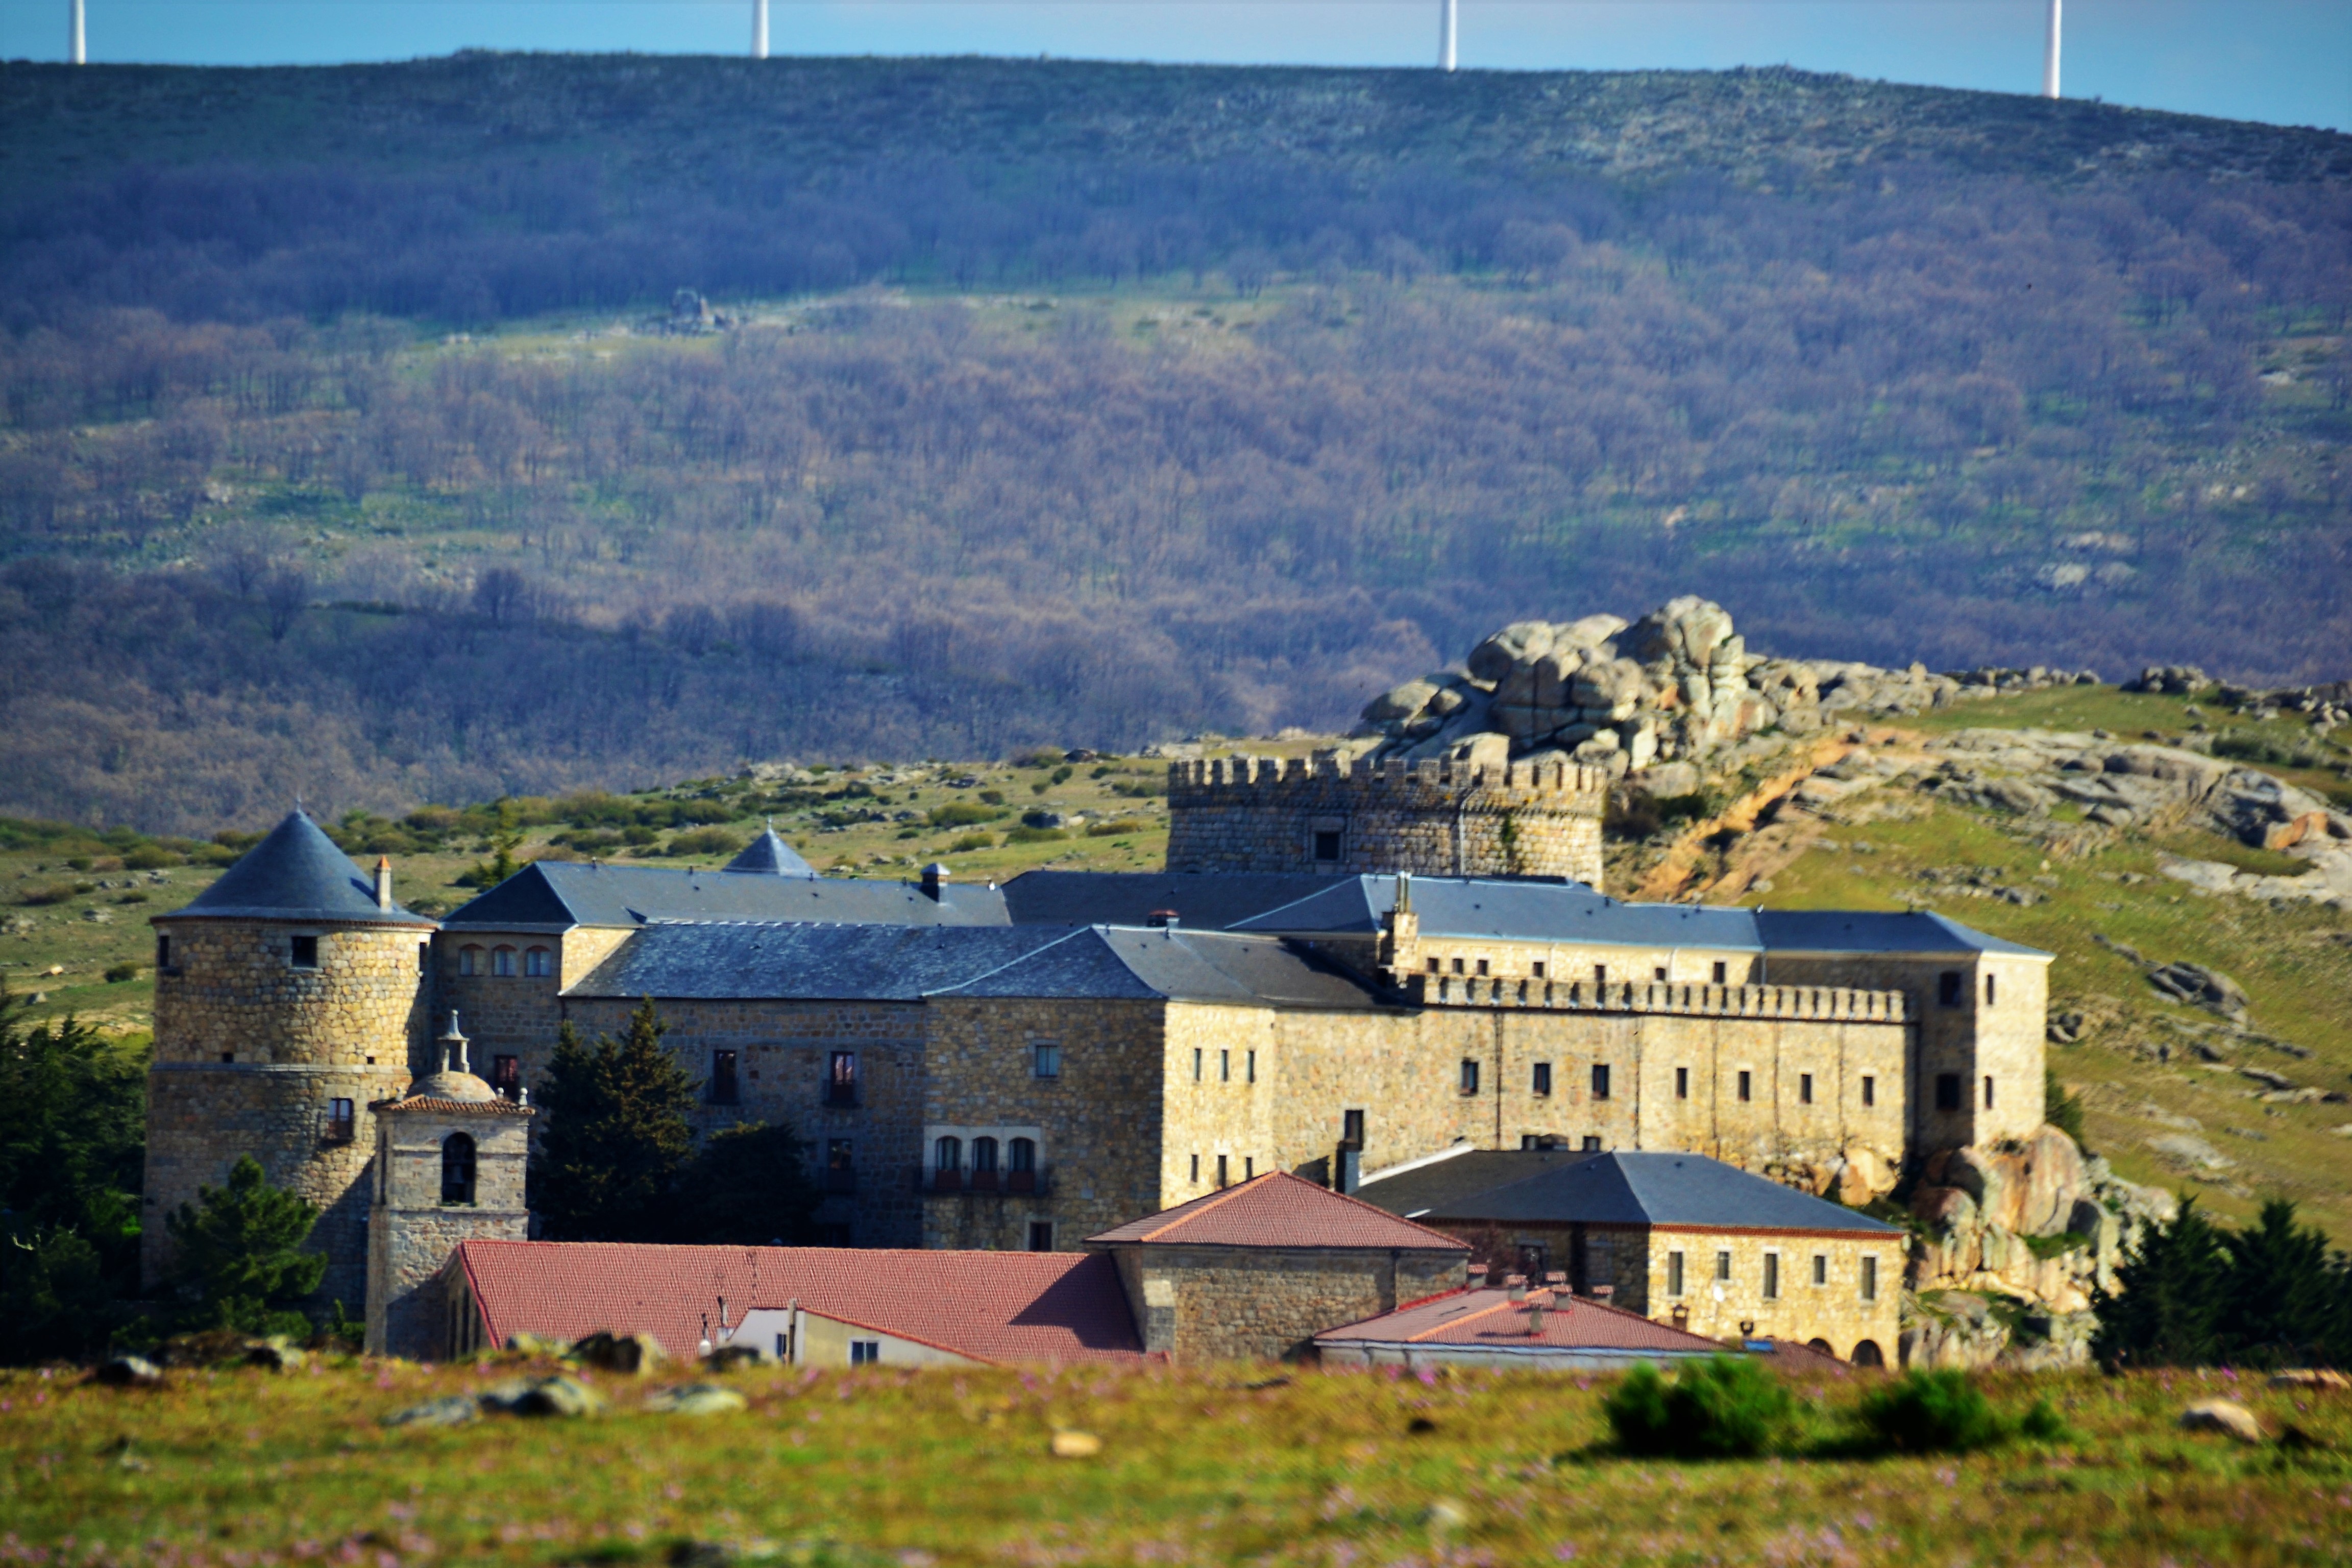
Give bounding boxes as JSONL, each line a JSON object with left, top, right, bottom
{"left": 1314, "top": 1287, "right": 1722, "bottom": 1353}
{"left": 1086, "top": 1171, "right": 1471, "bottom": 1252}
{"left": 452, "top": 1240, "right": 1145, "bottom": 1365}
{"left": 376, "top": 1095, "right": 533, "bottom": 1116}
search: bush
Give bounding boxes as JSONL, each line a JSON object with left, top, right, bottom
{"left": 1856, "top": 1370, "right": 2065, "bottom": 1453}
{"left": 120, "top": 846, "right": 180, "bottom": 870}
{"left": 947, "top": 832, "right": 996, "bottom": 853}
{"left": 927, "top": 802, "right": 1002, "bottom": 828}
{"left": 1086, "top": 817, "right": 1150, "bottom": 837}
{"left": 18, "top": 883, "right": 88, "bottom": 906}
{"left": 664, "top": 826, "right": 743, "bottom": 858}
{"left": 103, "top": 963, "right": 139, "bottom": 984}
{"left": 1603, "top": 1356, "right": 1796, "bottom": 1459}
{"left": 1004, "top": 825, "right": 1067, "bottom": 844}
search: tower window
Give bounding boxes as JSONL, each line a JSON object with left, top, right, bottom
{"left": 1938, "top": 971, "right": 1963, "bottom": 1007}
{"left": 1475, "top": 959, "right": 1489, "bottom": 977}
{"left": 1861, "top": 1075, "right": 1876, "bottom": 1107}
{"left": 710, "top": 1050, "right": 739, "bottom": 1105}
{"left": 1312, "top": 830, "right": 1342, "bottom": 863}
{"left": 1451, "top": 957, "right": 1465, "bottom": 975}
{"left": 1984, "top": 1075, "right": 1996, "bottom": 1110}
{"left": 1799, "top": 1073, "right": 1814, "bottom": 1106}
{"left": 1590, "top": 1064, "right": 1611, "bottom": 1101}
{"left": 1935, "top": 1074, "right": 1962, "bottom": 1112}
{"left": 1716, "top": 1251, "right": 1732, "bottom": 1283}
{"left": 1532, "top": 1062, "right": 1552, "bottom": 1096}
{"left": 491, "top": 945, "right": 516, "bottom": 978}
{"left": 459, "top": 945, "right": 481, "bottom": 976}
{"left": 1459, "top": 1059, "right": 1481, "bottom": 1095}
{"left": 156, "top": 934, "right": 172, "bottom": 970}
{"left": 936, "top": 1135, "right": 962, "bottom": 1173}
{"left": 524, "top": 946, "right": 551, "bottom": 978}
{"left": 1427, "top": 957, "right": 1441, "bottom": 973}
{"left": 1219, "top": 1049, "right": 1230, "bottom": 1083}
{"left": 418, "top": 941, "right": 430, "bottom": 974}
{"left": 1033, "top": 1041, "right": 1062, "bottom": 1079}
{"left": 1594, "top": 964, "right": 1607, "bottom": 987}
{"left": 826, "top": 1051, "right": 859, "bottom": 1108}
{"left": 492, "top": 1056, "right": 521, "bottom": 1100}
{"left": 972, "top": 1136, "right": 999, "bottom": 1179}
{"left": 1192, "top": 1048, "right": 1203, "bottom": 1082}
{"left": 1216, "top": 1154, "right": 1229, "bottom": 1188}
{"left": 1675, "top": 1067, "right": 1689, "bottom": 1101}
{"left": 1246, "top": 1049, "right": 1257, "bottom": 1084}
{"left": 1190, "top": 1153, "right": 1200, "bottom": 1183}
{"left": 440, "top": 1132, "right": 476, "bottom": 1205}
{"left": 325, "top": 1097, "right": 355, "bottom": 1144}
{"left": 1667, "top": 1251, "right": 1684, "bottom": 1297}
{"left": 1653, "top": 966, "right": 1668, "bottom": 982}
{"left": 1861, "top": 1256, "right": 1879, "bottom": 1301}
{"left": 1984, "top": 973, "right": 1997, "bottom": 1006}
{"left": 1531, "top": 962, "right": 1546, "bottom": 979}
{"left": 1711, "top": 961, "right": 1727, "bottom": 985}
{"left": 1763, "top": 1253, "right": 1780, "bottom": 1300}
{"left": 1737, "top": 1070, "right": 1752, "bottom": 1103}
{"left": 289, "top": 936, "right": 318, "bottom": 970}
{"left": 1812, "top": 1254, "right": 1828, "bottom": 1287}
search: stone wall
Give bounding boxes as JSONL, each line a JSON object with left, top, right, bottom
{"left": 1165, "top": 754, "right": 1607, "bottom": 887}
{"left": 1642, "top": 1224, "right": 1901, "bottom": 1363}
{"left": 1104, "top": 1243, "right": 1464, "bottom": 1361}
{"left": 437, "top": 924, "right": 634, "bottom": 1088}
{"left": 365, "top": 1103, "right": 532, "bottom": 1359}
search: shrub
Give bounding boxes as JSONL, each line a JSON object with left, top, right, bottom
{"left": 978, "top": 789, "right": 1007, "bottom": 805}
{"left": 927, "top": 802, "right": 1002, "bottom": 828}
{"left": 103, "top": 963, "right": 139, "bottom": 984}
{"left": 18, "top": 883, "right": 86, "bottom": 906}
{"left": 1004, "top": 825, "right": 1067, "bottom": 844}
{"left": 1603, "top": 1356, "right": 1796, "bottom": 1459}
{"left": 1856, "top": 1370, "right": 2065, "bottom": 1453}
{"left": 120, "top": 846, "right": 180, "bottom": 870}
{"left": 1086, "top": 818, "right": 1150, "bottom": 837}
{"left": 947, "top": 832, "right": 995, "bottom": 853}
{"left": 664, "top": 826, "right": 742, "bottom": 857}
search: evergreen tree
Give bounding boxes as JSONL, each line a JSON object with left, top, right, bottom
{"left": 2219, "top": 1199, "right": 2334, "bottom": 1368}
{"left": 530, "top": 1000, "right": 697, "bottom": 1241}
{"left": 673, "top": 1122, "right": 822, "bottom": 1246}
{"left": 2091, "top": 1195, "right": 2229, "bottom": 1369}
{"left": 163, "top": 1155, "right": 326, "bottom": 1335}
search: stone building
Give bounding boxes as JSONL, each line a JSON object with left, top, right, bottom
{"left": 143, "top": 810, "right": 435, "bottom": 1305}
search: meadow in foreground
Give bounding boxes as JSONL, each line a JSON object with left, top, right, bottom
{"left": 3, "top": 1354, "right": 2349, "bottom": 1566}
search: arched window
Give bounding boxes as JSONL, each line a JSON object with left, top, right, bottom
{"left": 441, "top": 1132, "right": 477, "bottom": 1205}
{"left": 524, "top": 946, "right": 552, "bottom": 978}
{"left": 934, "top": 1136, "right": 962, "bottom": 1191}
{"left": 492, "top": 946, "right": 516, "bottom": 978}
{"left": 1007, "top": 1137, "right": 1037, "bottom": 1194}
{"left": 459, "top": 945, "right": 482, "bottom": 977}
{"left": 1850, "top": 1340, "right": 1885, "bottom": 1369}
{"left": 971, "top": 1136, "right": 999, "bottom": 1190}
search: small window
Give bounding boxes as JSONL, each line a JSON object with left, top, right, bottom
{"left": 1711, "top": 961, "right": 1727, "bottom": 985}
{"left": 1675, "top": 1066, "right": 1689, "bottom": 1101}
{"left": 459, "top": 945, "right": 481, "bottom": 976}
{"left": 1244, "top": 1156, "right": 1254, "bottom": 1180}
{"left": 1935, "top": 1073, "right": 1962, "bottom": 1112}
{"left": 1245, "top": 1049, "right": 1257, "bottom": 1084}
{"left": 1426, "top": 956, "right": 1441, "bottom": 973}
{"left": 1459, "top": 1059, "right": 1481, "bottom": 1095}
{"left": 1737, "top": 1070, "right": 1752, "bottom": 1103}
{"left": 1861, "top": 1256, "right": 1879, "bottom": 1302}
{"left": 1590, "top": 1064, "right": 1611, "bottom": 1101}
{"left": 1985, "top": 973, "right": 1997, "bottom": 1007}
{"left": 1218, "top": 1049, "right": 1230, "bottom": 1083}
{"left": 1812, "top": 1254, "right": 1828, "bottom": 1287}
{"left": 971, "top": 1136, "right": 998, "bottom": 1174}
{"left": 326, "top": 1097, "right": 355, "bottom": 1144}
{"left": 1716, "top": 1251, "right": 1732, "bottom": 1283}
{"left": 1984, "top": 1074, "right": 1996, "bottom": 1110}
{"left": 827, "top": 1051, "right": 859, "bottom": 1108}
{"left": 157, "top": 934, "right": 173, "bottom": 970}
{"left": 1189, "top": 1153, "right": 1200, "bottom": 1183}
{"left": 1215, "top": 1154, "right": 1229, "bottom": 1188}
{"left": 1033, "top": 1042, "right": 1062, "bottom": 1079}
{"left": 1531, "top": 961, "right": 1546, "bottom": 979}
{"left": 1938, "top": 971, "right": 1963, "bottom": 1007}
{"left": 524, "top": 946, "right": 551, "bottom": 978}
{"left": 936, "top": 1135, "right": 962, "bottom": 1172}
{"left": 418, "top": 940, "right": 429, "bottom": 974}
{"left": 1763, "top": 1253, "right": 1780, "bottom": 1300}
{"left": 1593, "top": 964, "right": 1607, "bottom": 987}
{"left": 1667, "top": 1251, "right": 1685, "bottom": 1297}
{"left": 1027, "top": 1221, "right": 1055, "bottom": 1253}
{"left": 710, "top": 1049, "right": 739, "bottom": 1106}
{"left": 1799, "top": 1072, "right": 1813, "bottom": 1106}
{"left": 1008, "top": 1137, "right": 1036, "bottom": 1174}
{"left": 1475, "top": 959, "right": 1489, "bottom": 977}
{"left": 491, "top": 945, "right": 515, "bottom": 978}
{"left": 1581, "top": 1135, "right": 1601, "bottom": 1153}
{"left": 1192, "top": 1048, "right": 1203, "bottom": 1082}
{"left": 1532, "top": 1062, "right": 1552, "bottom": 1096}
{"left": 441, "top": 1132, "right": 476, "bottom": 1205}
{"left": 1653, "top": 966, "right": 1668, "bottom": 982}
{"left": 1451, "top": 957, "right": 1465, "bottom": 975}
{"left": 849, "top": 1341, "right": 880, "bottom": 1367}
{"left": 1312, "top": 829, "right": 1342, "bottom": 863}
{"left": 289, "top": 935, "right": 318, "bottom": 970}
{"left": 491, "top": 1055, "right": 521, "bottom": 1100}
{"left": 1340, "top": 1109, "right": 1365, "bottom": 1149}
{"left": 1861, "top": 1075, "right": 1876, "bottom": 1108}
{"left": 825, "top": 1138, "right": 855, "bottom": 1193}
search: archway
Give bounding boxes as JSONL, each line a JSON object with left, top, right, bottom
{"left": 1850, "top": 1339, "right": 1885, "bottom": 1368}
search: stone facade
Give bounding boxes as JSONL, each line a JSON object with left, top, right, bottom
{"left": 1101, "top": 1242, "right": 1465, "bottom": 1362}
{"left": 1165, "top": 754, "right": 1608, "bottom": 887}
{"left": 1639, "top": 1225, "right": 1899, "bottom": 1363}
{"left": 144, "top": 917, "right": 433, "bottom": 1295}
{"left": 366, "top": 1096, "right": 533, "bottom": 1358}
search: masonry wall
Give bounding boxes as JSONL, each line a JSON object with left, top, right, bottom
{"left": 560, "top": 994, "right": 928, "bottom": 1248}
{"left": 1165, "top": 755, "right": 1607, "bottom": 887}
{"left": 366, "top": 1106, "right": 531, "bottom": 1359}
{"left": 1642, "top": 1226, "right": 1901, "bottom": 1363}
{"left": 1106, "top": 1243, "right": 1465, "bottom": 1361}
{"left": 921, "top": 997, "right": 1168, "bottom": 1251}
{"left": 435, "top": 925, "right": 633, "bottom": 1094}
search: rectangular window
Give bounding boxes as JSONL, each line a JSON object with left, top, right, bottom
{"left": 1737, "top": 1070, "right": 1752, "bottom": 1103}
{"left": 710, "top": 1050, "right": 739, "bottom": 1106}
{"left": 289, "top": 935, "right": 318, "bottom": 970}
{"left": 1027, "top": 1221, "right": 1055, "bottom": 1253}
{"left": 1716, "top": 1251, "right": 1732, "bottom": 1283}
{"left": 1341, "top": 1109, "right": 1365, "bottom": 1149}
{"left": 1581, "top": 1135, "right": 1602, "bottom": 1153}
{"left": 850, "top": 1341, "right": 880, "bottom": 1366}
{"left": 1861, "top": 1256, "right": 1879, "bottom": 1302}
{"left": 1244, "top": 1157, "right": 1254, "bottom": 1180}
{"left": 1936, "top": 1073, "right": 1962, "bottom": 1112}
{"left": 1812, "top": 1254, "right": 1828, "bottom": 1287}
{"left": 1667, "top": 1251, "right": 1684, "bottom": 1297}
{"left": 1653, "top": 966, "right": 1668, "bottom": 982}
{"left": 827, "top": 1051, "right": 858, "bottom": 1107}
{"left": 825, "top": 1139, "right": 855, "bottom": 1193}
{"left": 418, "top": 941, "right": 429, "bottom": 974}
{"left": 459, "top": 947, "right": 478, "bottom": 977}
{"left": 1594, "top": 964, "right": 1607, "bottom": 987}
{"left": 1986, "top": 973, "right": 1998, "bottom": 1006}
{"left": 156, "top": 934, "right": 172, "bottom": 970}
{"left": 1763, "top": 1253, "right": 1780, "bottom": 1300}
{"left": 1215, "top": 1154, "right": 1229, "bottom": 1189}
{"left": 1984, "top": 1075, "right": 1996, "bottom": 1110}
{"left": 1531, "top": 962, "right": 1546, "bottom": 979}
{"left": 1313, "top": 830, "right": 1342, "bottom": 862}
{"left": 1192, "top": 1048, "right": 1203, "bottom": 1082}
{"left": 1190, "top": 1154, "right": 1199, "bottom": 1183}
{"left": 326, "top": 1097, "right": 355, "bottom": 1143}
{"left": 1861, "top": 1075, "right": 1876, "bottom": 1108}
{"left": 1427, "top": 956, "right": 1441, "bottom": 973}
{"left": 1246, "top": 1049, "right": 1257, "bottom": 1084}
{"left": 1033, "top": 1042, "right": 1062, "bottom": 1079}
{"left": 1711, "top": 961, "right": 1727, "bottom": 985}
{"left": 1451, "top": 957, "right": 1465, "bottom": 975}
{"left": 524, "top": 946, "right": 551, "bottom": 978}
{"left": 1218, "top": 1049, "right": 1230, "bottom": 1083}
{"left": 1532, "top": 1062, "right": 1552, "bottom": 1096}
{"left": 1459, "top": 1059, "right": 1481, "bottom": 1095}
{"left": 1675, "top": 1067, "right": 1689, "bottom": 1101}
{"left": 1590, "top": 1064, "right": 1610, "bottom": 1101}
{"left": 1938, "top": 971, "right": 1963, "bottom": 1007}
{"left": 491, "top": 1055, "right": 521, "bottom": 1101}
{"left": 1475, "top": 959, "right": 1490, "bottom": 976}
{"left": 1799, "top": 1073, "right": 1814, "bottom": 1106}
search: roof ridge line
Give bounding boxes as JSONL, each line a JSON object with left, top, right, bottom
{"left": 1133, "top": 1170, "right": 1281, "bottom": 1241}
{"left": 1404, "top": 1291, "right": 1524, "bottom": 1342}
{"left": 918, "top": 924, "right": 1098, "bottom": 998}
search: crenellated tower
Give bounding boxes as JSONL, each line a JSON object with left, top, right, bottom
{"left": 1164, "top": 751, "right": 1609, "bottom": 888}
{"left": 143, "top": 811, "right": 435, "bottom": 1308}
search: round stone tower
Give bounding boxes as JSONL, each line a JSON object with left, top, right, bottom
{"left": 143, "top": 810, "right": 436, "bottom": 1309}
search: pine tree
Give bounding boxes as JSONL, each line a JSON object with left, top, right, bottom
{"left": 673, "top": 1122, "right": 822, "bottom": 1246}
{"left": 2220, "top": 1199, "right": 2334, "bottom": 1368}
{"left": 163, "top": 1155, "right": 327, "bottom": 1335}
{"left": 530, "top": 1000, "right": 697, "bottom": 1241}
{"left": 2090, "top": 1195, "right": 2228, "bottom": 1369}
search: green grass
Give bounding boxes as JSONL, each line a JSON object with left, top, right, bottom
{"left": 3, "top": 1358, "right": 2347, "bottom": 1565}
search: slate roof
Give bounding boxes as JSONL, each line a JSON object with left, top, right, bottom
{"left": 451, "top": 1239, "right": 1145, "bottom": 1364}
{"left": 441, "top": 860, "right": 1010, "bottom": 931}
{"left": 1754, "top": 909, "right": 2050, "bottom": 959}
{"left": 1232, "top": 876, "right": 1763, "bottom": 951}
{"left": 1356, "top": 1151, "right": 1902, "bottom": 1237}
{"left": 1315, "top": 1285, "right": 1726, "bottom": 1354}
{"left": 170, "top": 811, "right": 435, "bottom": 927}
{"left": 569, "top": 922, "right": 1079, "bottom": 1001}
{"left": 999, "top": 871, "right": 1359, "bottom": 932}
{"left": 934, "top": 927, "right": 1383, "bottom": 1009}
{"left": 723, "top": 826, "right": 818, "bottom": 878}
{"left": 1087, "top": 1171, "right": 1470, "bottom": 1251}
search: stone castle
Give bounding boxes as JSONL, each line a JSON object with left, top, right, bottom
{"left": 143, "top": 738, "right": 2049, "bottom": 1363}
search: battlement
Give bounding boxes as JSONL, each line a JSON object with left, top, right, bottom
{"left": 1164, "top": 752, "right": 1609, "bottom": 884}
{"left": 1408, "top": 975, "right": 1911, "bottom": 1024}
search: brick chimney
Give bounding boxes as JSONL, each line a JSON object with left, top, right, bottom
{"left": 1505, "top": 1273, "right": 1528, "bottom": 1302}
{"left": 374, "top": 855, "right": 395, "bottom": 911}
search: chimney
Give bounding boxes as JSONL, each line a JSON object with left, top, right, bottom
{"left": 1505, "top": 1273, "right": 1528, "bottom": 1302}
{"left": 1590, "top": 1284, "right": 1615, "bottom": 1306}
{"left": 1466, "top": 1259, "right": 1487, "bottom": 1285}
{"left": 1146, "top": 909, "right": 1180, "bottom": 929}
{"left": 920, "top": 863, "right": 948, "bottom": 901}
{"left": 375, "top": 855, "right": 395, "bottom": 911}
{"left": 1544, "top": 1270, "right": 1568, "bottom": 1293}
{"left": 439, "top": 1011, "right": 470, "bottom": 1076}
{"left": 1670, "top": 1302, "right": 1691, "bottom": 1332}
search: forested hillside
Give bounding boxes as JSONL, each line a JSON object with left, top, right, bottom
{"left": 0, "top": 55, "right": 2346, "bottom": 832}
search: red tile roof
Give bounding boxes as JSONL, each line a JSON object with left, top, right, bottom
{"left": 1314, "top": 1286, "right": 1724, "bottom": 1354}
{"left": 1085, "top": 1171, "right": 1472, "bottom": 1252}
{"left": 450, "top": 1240, "right": 1147, "bottom": 1365}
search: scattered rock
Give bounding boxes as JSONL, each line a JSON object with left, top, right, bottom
{"left": 2147, "top": 1133, "right": 2233, "bottom": 1172}
{"left": 644, "top": 1383, "right": 748, "bottom": 1416}
{"left": 2270, "top": 1369, "right": 2350, "bottom": 1392}
{"left": 1423, "top": 1500, "right": 1473, "bottom": 1534}
{"left": 702, "top": 1344, "right": 775, "bottom": 1371}
{"left": 1050, "top": 1430, "right": 1102, "bottom": 1458}
{"left": 571, "top": 1330, "right": 667, "bottom": 1375}
{"left": 383, "top": 1395, "right": 481, "bottom": 1429}
{"left": 481, "top": 1375, "right": 606, "bottom": 1417}
{"left": 2178, "top": 1400, "right": 2264, "bottom": 1443}
{"left": 2145, "top": 962, "right": 2251, "bottom": 1021}
{"left": 91, "top": 1356, "right": 162, "bottom": 1387}
{"left": 241, "top": 1337, "right": 304, "bottom": 1373}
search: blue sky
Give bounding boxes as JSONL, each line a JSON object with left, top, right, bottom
{"left": 9, "top": 1, "right": 2347, "bottom": 133}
